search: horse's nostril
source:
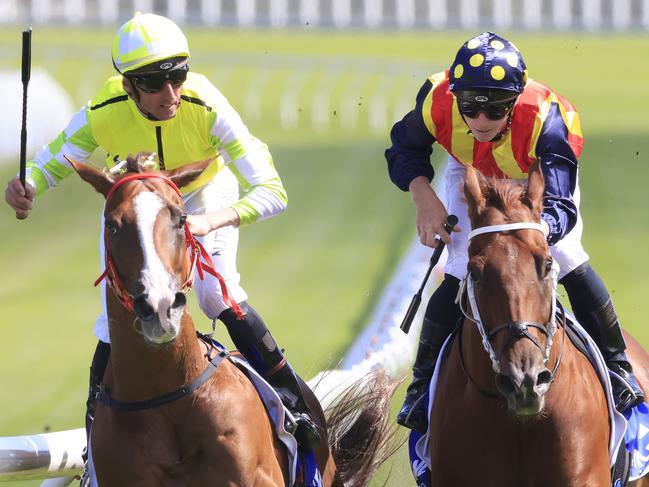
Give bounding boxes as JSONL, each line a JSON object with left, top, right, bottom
{"left": 133, "top": 294, "right": 155, "bottom": 321}
{"left": 495, "top": 374, "right": 517, "bottom": 396}
{"left": 537, "top": 369, "right": 553, "bottom": 386}
{"left": 171, "top": 292, "right": 186, "bottom": 309}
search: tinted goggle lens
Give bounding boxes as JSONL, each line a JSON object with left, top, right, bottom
{"left": 132, "top": 68, "right": 188, "bottom": 93}
{"left": 457, "top": 98, "right": 516, "bottom": 120}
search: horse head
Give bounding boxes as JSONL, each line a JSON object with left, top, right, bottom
{"left": 463, "top": 161, "right": 559, "bottom": 416}
{"left": 68, "top": 153, "right": 211, "bottom": 345}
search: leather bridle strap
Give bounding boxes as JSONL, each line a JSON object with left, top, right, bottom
{"left": 468, "top": 222, "right": 546, "bottom": 240}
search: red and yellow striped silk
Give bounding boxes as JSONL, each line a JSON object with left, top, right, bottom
{"left": 420, "top": 71, "right": 583, "bottom": 179}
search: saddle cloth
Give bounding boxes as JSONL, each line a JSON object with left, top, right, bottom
{"left": 86, "top": 344, "right": 323, "bottom": 487}
{"left": 408, "top": 316, "right": 649, "bottom": 485}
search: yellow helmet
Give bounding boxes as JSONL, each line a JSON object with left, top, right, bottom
{"left": 112, "top": 13, "right": 190, "bottom": 74}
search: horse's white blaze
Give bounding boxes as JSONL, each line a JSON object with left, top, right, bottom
{"left": 133, "top": 191, "right": 179, "bottom": 339}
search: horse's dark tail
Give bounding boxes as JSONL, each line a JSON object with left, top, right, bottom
{"left": 321, "top": 369, "right": 401, "bottom": 487}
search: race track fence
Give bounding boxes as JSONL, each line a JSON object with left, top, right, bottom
{"left": 0, "top": 0, "right": 648, "bottom": 30}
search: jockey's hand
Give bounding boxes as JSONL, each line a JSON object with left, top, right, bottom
{"left": 186, "top": 207, "right": 241, "bottom": 237}
{"left": 186, "top": 214, "right": 213, "bottom": 237}
{"left": 5, "top": 176, "right": 35, "bottom": 220}
{"left": 409, "top": 176, "right": 460, "bottom": 248}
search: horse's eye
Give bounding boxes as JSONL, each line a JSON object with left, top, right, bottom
{"left": 179, "top": 213, "right": 187, "bottom": 227}
{"left": 105, "top": 220, "right": 118, "bottom": 235}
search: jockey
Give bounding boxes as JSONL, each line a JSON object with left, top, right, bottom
{"left": 4, "top": 13, "right": 319, "bottom": 447}
{"left": 385, "top": 31, "right": 644, "bottom": 433}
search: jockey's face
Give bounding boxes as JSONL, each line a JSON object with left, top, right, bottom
{"left": 455, "top": 89, "right": 517, "bottom": 142}
{"left": 463, "top": 112, "right": 510, "bottom": 142}
{"left": 135, "top": 80, "right": 182, "bottom": 120}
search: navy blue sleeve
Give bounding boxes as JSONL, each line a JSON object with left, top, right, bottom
{"left": 535, "top": 102, "right": 579, "bottom": 245}
{"left": 385, "top": 80, "right": 437, "bottom": 192}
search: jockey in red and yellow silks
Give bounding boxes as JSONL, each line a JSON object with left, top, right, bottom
{"left": 421, "top": 71, "right": 583, "bottom": 180}
{"left": 387, "top": 70, "right": 583, "bottom": 247}
{"left": 386, "top": 31, "right": 643, "bottom": 434}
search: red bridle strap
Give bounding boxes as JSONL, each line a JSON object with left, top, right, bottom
{"left": 95, "top": 172, "right": 245, "bottom": 320}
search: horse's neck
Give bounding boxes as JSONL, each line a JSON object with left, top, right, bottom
{"left": 106, "top": 304, "right": 204, "bottom": 401}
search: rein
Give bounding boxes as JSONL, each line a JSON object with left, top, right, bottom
{"left": 94, "top": 172, "right": 244, "bottom": 319}
{"left": 457, "top": 221, "right": 565, "bottom": 384}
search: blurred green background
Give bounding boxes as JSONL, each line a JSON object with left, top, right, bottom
{"left": 1, "top": 28, "right": 648, "bottom": 485}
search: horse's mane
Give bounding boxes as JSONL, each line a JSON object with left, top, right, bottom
{"left": 125, "top": 152, "right": 159, "bottom": 174}
{"left": 474, "top": 172, "right": 530, "bottom": 219}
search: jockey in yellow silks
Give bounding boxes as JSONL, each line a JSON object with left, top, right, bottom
{"left": 5, "top": 13, "right": 319, "bottom": 448}
{"left": 385, "top": 31, "right": 644, "bottom": 433}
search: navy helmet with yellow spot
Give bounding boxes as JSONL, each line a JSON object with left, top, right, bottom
{"left": 449, "top": 32, "right": 527, "bottom": 95}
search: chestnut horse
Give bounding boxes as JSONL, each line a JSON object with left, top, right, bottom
{"left": 69, "top": 155, "right": 396, "bottom": 487}
{"left": 429, "top": 162, "right": 649, "bottom": 486}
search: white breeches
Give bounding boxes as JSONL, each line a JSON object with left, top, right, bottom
{"left": 443, "top": 157, "right": 589, "bottom": 282}
{"left": 93, "top": 167, "right": 247, "bottom": 343}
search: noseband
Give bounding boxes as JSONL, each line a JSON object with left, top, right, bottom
{"left": 95, "top": 172, "right": 244, "bottom": 319}
{"left": 457, "top": 222, "right": 562, "bottom": 376}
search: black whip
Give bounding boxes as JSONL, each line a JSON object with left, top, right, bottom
{"left": 400, "top": 214, "right": 458, "bottom": 334}
{"left": 19, "top": 27, "right": 32, "bottom": 189}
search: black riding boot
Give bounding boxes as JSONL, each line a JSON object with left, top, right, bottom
{"left": 219, "top": 303, "right": 321, "bottom": 447}
{"left": 562, "top": 263, "right": 644, "bottom": 412}
{"left": 397, "top": 317, "right": 456, "bottom": 433}
{"left": 81, "top": 340, "right": 111, "bottom": 486}
{"left": 397, "top": 274, "right": 462, "bottom": 433}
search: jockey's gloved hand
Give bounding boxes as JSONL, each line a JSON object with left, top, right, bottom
{"left": 5, "top": 176, "right": 35, "bottom": 220}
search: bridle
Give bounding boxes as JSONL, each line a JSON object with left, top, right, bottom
{"left": 456, "top": 222, "right": 564, "bottom": 380}
{"left": 94, "top": 172, "right": 244, "bottom": 319}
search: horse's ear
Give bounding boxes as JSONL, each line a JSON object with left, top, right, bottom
{"left": 464, "top": 165, "right": 486, "bottom": 215}
{"left": 163, "top": 158, "right": 215, "bottom": 189}
{"left": 65, "top": 156, "right": 115, "bottom": 198}
{"left": 523, "top": 160, "right": 545, "bottom": 215}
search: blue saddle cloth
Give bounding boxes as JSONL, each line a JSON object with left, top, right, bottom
{"left": 624, "top": 402, "right": 649, "bottom": 480}
{"left": 296, "top": 446, "right": 324, "bottom": 487}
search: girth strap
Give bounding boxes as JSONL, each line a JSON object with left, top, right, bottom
{"left": 97, "top": 333, "right": 229, "bottom": 412}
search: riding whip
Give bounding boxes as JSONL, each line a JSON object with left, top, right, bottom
{"left": 19, "top": 27, "right": 32, "bottom": 189}
{"left": 400, "top": 214, "right": 458, "bottom": 334}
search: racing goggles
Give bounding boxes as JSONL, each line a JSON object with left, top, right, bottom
{"left": 130, "top": 66, "right": 188, "bottom": 93}
{"left": 456, "top": 95, "right": 517, "bottom": 121}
